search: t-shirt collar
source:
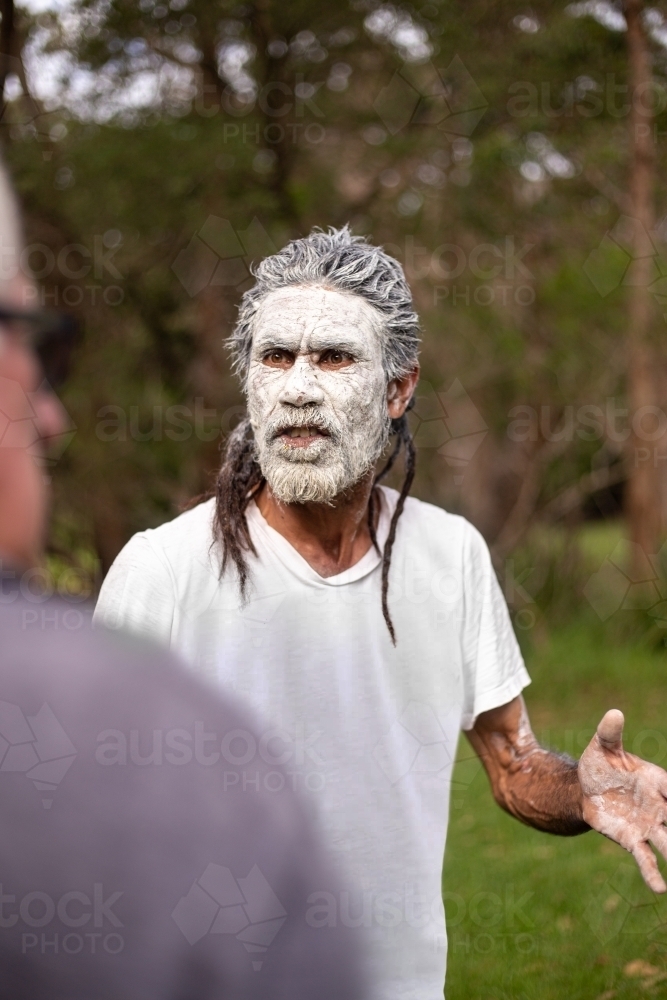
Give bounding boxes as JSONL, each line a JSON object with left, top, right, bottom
{"left": 246, "top": 487, "right": 395, "bottom": 587}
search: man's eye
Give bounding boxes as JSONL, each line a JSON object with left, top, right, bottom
{"left": 321, "top": 350, "right": 352, "bottom": 365}
{"left": 264, "top": 350, "right": 292, "bottom": 365}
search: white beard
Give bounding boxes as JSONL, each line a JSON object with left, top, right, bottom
{"left": 249, "top": 398, "right": 391, "bottom": 504}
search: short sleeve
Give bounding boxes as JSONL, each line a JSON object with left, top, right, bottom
{"left": 459, "top": 523, "right": 531, "bottom": 730}
{"left": 93, "top": 533, "right": 176, "bottom": 648}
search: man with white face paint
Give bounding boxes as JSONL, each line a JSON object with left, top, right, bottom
{"left": 96, "top": 227, "right": 667, "bottom": 1000}
{"left": 248, "top": 286, "right": 391, "bottom": 508}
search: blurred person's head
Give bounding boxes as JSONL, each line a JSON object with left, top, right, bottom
{"left": 0, "top": 162, "right": 66, "bottom": 570}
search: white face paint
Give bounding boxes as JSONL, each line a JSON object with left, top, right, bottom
{"left": 246, "top": 284, "right": 390, "bottom": 504}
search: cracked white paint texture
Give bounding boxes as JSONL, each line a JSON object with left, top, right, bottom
{"left": 246, "top": 285, "right": 392, "bottom": 504}
{"left": 580, "top": 709, "right": 667, "bottom": 893}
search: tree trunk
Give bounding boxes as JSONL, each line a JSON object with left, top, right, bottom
{"left": 624, "top": 0, "right": 660, "bottom": 566}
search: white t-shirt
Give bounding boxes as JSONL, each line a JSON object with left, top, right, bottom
{"left": 94, "top": 487, "right": 530, "bottom": 1000}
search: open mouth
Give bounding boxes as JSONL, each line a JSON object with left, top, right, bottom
{"left": 277, "top": 425, "right": 329, "bottom": 445}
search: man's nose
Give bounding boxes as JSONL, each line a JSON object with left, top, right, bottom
{"left": 278, "top": 357, "right": 325, "bottom": 407}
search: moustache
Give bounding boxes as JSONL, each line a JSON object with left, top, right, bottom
{"left": 264, "top": 406, "right": 342, "bottom": 443}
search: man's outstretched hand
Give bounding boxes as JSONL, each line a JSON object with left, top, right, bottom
{"left": 468, "top": 696, "right": 667, "bottom": 878}
{"left": 579, "top": 709, "right": 667, "bottom": 893}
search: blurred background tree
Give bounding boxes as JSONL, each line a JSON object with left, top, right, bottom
{"left": 3, "top": 0, "right": 667, "bottom": 638}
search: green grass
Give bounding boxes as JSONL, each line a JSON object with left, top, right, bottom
{"left": 443, "top": 621, "right": 667, "bottom": 1000}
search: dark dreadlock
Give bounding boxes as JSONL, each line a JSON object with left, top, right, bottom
{"left": 211, "top": 225, "right": 421, "bottom": 644}
{"left": 368, "top": 407, "right": 417, "bottom": 644}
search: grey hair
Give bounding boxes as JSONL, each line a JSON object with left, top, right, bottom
{"left": 0, "top": 159, "right": 23, "bottom": 298}
{"left": 227, "top": 225, "right": 420, "bottom": 382}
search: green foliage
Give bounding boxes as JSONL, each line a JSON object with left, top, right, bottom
{"left": 3, "top": 0, "right": 667, "bottom": 572}
{"left": 446, "top": 620, "right": 667, "bottom": 999}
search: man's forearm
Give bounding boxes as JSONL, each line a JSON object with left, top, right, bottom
{"left": 468, "top": 697, "right": 667, "bottom": 893}
{"left": 485, "top": 744, "right": 589, "bottom": 836}
{"left": 466, "top": 699, "right": 590, "bottom": 836}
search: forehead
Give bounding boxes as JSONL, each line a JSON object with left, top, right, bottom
{"left": 252, "top": 285, "right": 384, "bottom": 345}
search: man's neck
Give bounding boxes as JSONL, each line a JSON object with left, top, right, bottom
{"left": 254, "top": 473, "right": 378, "bottom": 578}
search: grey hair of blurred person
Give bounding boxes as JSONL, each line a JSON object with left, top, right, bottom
{"left": 0, "top": 158, "right": 23, "bottom": 304}
{"left": 208, "top": 226, "right": 420, "bottom": 643}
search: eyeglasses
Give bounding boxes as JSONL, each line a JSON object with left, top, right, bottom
{"left": 0, "top": 305, "right": 80, "bottom": 389}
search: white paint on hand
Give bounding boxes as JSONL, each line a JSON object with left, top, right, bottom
{"left": 579, "top": 709, "right": 667, "bottom": 893}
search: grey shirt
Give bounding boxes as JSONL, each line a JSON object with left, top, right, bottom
{"left": 0, "top": 594, "right": 366, "bottom": 1000}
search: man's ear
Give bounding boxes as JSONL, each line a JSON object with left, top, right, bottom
{"left": 387, "top": 365, "right": 420, "bottom": 419}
